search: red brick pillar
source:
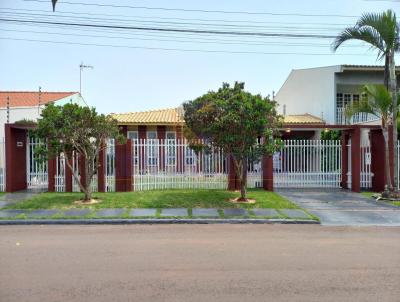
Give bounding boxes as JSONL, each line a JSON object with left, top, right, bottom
{"left": 157, "top": 126, "right": 166, "bottom": 171}
{"left": 115, "top": 125, "right": 132, "bottom": 192}
{"left": 65, "top": 153, "right": 73, "bottom": 192}
{"left": 388, "top": 125, "right": 395, "bottom": 187}
{"left": 176, "top": 126, "right": 184, "bottom": 173}
{"left": 5, "top": 124, "right": 28, "bottom": 192}
{"left": 370, "top": 129, "right": 386, "bottom": 192}
{"left": 262, "top": 154, "right": 273, "bottom": 191}
{"left": 351, "top": 127, "right": 361, "bottom": 192}
{"left": 126, "top": 140, "right": 132, "bottom": 191}
{"left": 48, "top": 157, "right": 56, "bottom": 192}
{"left": 341, "top": 131, "right": 349, "bottom": 189}
{"left": 97, "top": 145, "right": 106, "bottom": 192}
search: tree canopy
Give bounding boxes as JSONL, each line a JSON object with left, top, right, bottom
{"left": 183, "top": 82, "right": 282, "bottom": 200}
{"left": 34, "top": 103, "right": 124, "bottom": 201}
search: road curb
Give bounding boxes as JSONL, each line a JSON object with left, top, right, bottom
{"left": 0, "top": 218, "right": 320, "bottom": 225}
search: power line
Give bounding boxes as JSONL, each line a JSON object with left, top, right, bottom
{"left": 0, "top": 7, "right": 355, "bottom": 27}
{"left": 0, "top": 18, "right": 338, "bottom": 39}
{"left": 0, "top": 36, "right": 374, "bottom": 56}
{"left": 0, "top": 28, "right": 366, "bottom": 48}
{"left": 22, "top": 0, "right": 360, "bottom": 18}
{"left": 0, "top": 10, "right": 347, "bottom": 32}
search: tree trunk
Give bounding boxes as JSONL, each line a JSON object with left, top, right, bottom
{"left": 382, "top": 127, "right": 393, "bottom": 191}
{"left": 389, "top": 53, "right": 398, "bottom": 191}
{"left": 83, "top": 156, "right": 92, "bottom": 201}
{"left": 240, "top": 158, "right": 248, "bottom": 200}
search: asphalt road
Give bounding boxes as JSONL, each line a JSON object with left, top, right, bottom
{"left": 1, "top": 225, "right": 399, "bottom": 302}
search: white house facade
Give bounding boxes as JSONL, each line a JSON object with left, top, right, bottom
{"left": 276, "top": 65, "right": 400, "bottom": 126}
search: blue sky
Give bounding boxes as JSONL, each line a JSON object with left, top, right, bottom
{"left": 0, "top": 0, "right": 398, "bottom": 114}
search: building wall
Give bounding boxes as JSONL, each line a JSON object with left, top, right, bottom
{"left": 275, "top": 65, "right": 340, "bottom": 124}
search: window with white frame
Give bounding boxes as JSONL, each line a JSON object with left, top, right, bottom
{"left": 166, "top": 131, "right": 176, "bottom": 166}
{"left": 127, "top": 131, "right": 138, "bottom": 140}
{"left": 128, "top": 131, "right": 139, "bottom": 166}
{"left": 147, "top": 131, "right": 158, "bottom": 167}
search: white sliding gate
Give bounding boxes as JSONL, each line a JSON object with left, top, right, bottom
{"left": 132, "top": 139, "right": 228, "bottom": 191}
{"left": 273, "top": 140, "right": 342, "bottom": 188}
{"left": 346, "top": 140, "right": 372, "bottom": 189}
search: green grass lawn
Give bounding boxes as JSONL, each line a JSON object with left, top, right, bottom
{"left": 5, "top": 189, "right": 297, "bottom": 210}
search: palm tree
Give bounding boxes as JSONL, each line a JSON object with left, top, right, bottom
{"left": 332, "top": 10, "right": 399, "bottom": 189}
{"left": 346, "top": 85, "right": 394, "bottom": 191}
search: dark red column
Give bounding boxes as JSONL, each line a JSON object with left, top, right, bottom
{"left": 115, "top": 132, "right": 132, "bottom": 192}
{"left": 126, "top": 140, "right": 132, "bottom": 191}
{"left": 262, "top": 154, "right": 273, "bottom": 191}
{"left": 48, "top": 157, "right": 56, "bottom": 192}
{"left": 370, "top": 129, "right": 386, "bottom": 192}
{"left": 5, "top": 124, "right": 28, "bottom": 192}
{"left": 388, "top": 125, "right": 395, "bottom": 187}
{"left": 157, "top": 126, "right": 166, "bottom": 171}
{"left": 97, "top": 145, "right": 106, "bottom": 192}
{"left": 351, "top": 127, "right": 361, "bottom": 192}
{"left": 341, "top": 131, "right": 349, "bottom": 189}
{"left": 227, "top": 154, "right": 236, "bottom": 191}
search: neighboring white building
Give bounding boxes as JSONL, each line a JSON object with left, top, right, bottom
{"left": 0, "top": 91, "right": 85, "bottom": 137}
{"left": 276, "top": 65, "right": 400, "bottom": 125}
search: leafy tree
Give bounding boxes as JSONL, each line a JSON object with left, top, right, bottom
{"left": 321, "top": 130, "right": 341, "bottom": 140}
{"left": 183, "top": 82, "right": 282, "bottom": 201}
{"left": 34, "top": 103, "right": 124, "bottom": 201}
{"left": 345, "top": 85, "right": 399, "bottom": 191}
{"left": 332, "top": 9, "right": 399, "bottom": 187}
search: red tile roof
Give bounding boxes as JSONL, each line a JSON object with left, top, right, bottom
{"left": 0, "top": 91, "right": 78, "bottom": 108}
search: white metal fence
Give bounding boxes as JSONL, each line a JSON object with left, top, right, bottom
{"left": 132, "top": 139, "right": 228, "bottom": 191}
{"left": 346, "top": 140, "right": 372, "bottom": 189}
{"left": 26, "top": 136, "right": 48, "bottom": 190}
{"left": 54, "top": 140, "right": 115, "bottom": 192}
{"left": 336, "top": 107, "right": 379, "bottom": 125}
{"left": 273, "top": 140, "right": 342, "bottom": 188}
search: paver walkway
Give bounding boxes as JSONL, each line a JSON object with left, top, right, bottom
{"left": 277, "top": 189, "right": 400, "bottom": 226}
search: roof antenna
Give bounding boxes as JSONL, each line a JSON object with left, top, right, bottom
{"left": 38, "top": 86, "right": 42, "bottom": 115}
{"left": 6, "top": 96, "right": 10, "bottom": 123}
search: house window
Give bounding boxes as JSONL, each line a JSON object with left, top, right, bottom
{"left": 128, "top": 131, "right": 139, "bottom": 166}
{"left": 147, "top": 131, "right": 157, "bottom": 139}
{"left": 127, "top": 131, "right": 138, "bottom": 140}
{"left": 146, "top": 131, "right": 158, "bottom": 167}
{"left": 352, "top": 94, "right": 360, "bottom": 103}
{"left": 336, "top": 93, "right": 343, "bottom": 107}
{"left": 344, "top": 94, "right": 352, "bottom": 106}
{"left": 166, "top": 131, "right": 176, "bottom": 167}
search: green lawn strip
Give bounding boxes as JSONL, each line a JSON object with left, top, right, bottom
{"left": 361, "top": 191, "right": 400, "bottom": 207}
{"left": 4, "top": 189, "right": 297, "bottom": 210}
{"left": 276, "top": 209, "right": 317, "bottom": 221}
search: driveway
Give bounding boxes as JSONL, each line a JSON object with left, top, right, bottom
{"left": 277, "top": 189, "right": 400, "bottom": 226}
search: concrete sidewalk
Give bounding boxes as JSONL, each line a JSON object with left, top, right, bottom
{"left": 278, "top": 189, "right": 400, "bottom": 226}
